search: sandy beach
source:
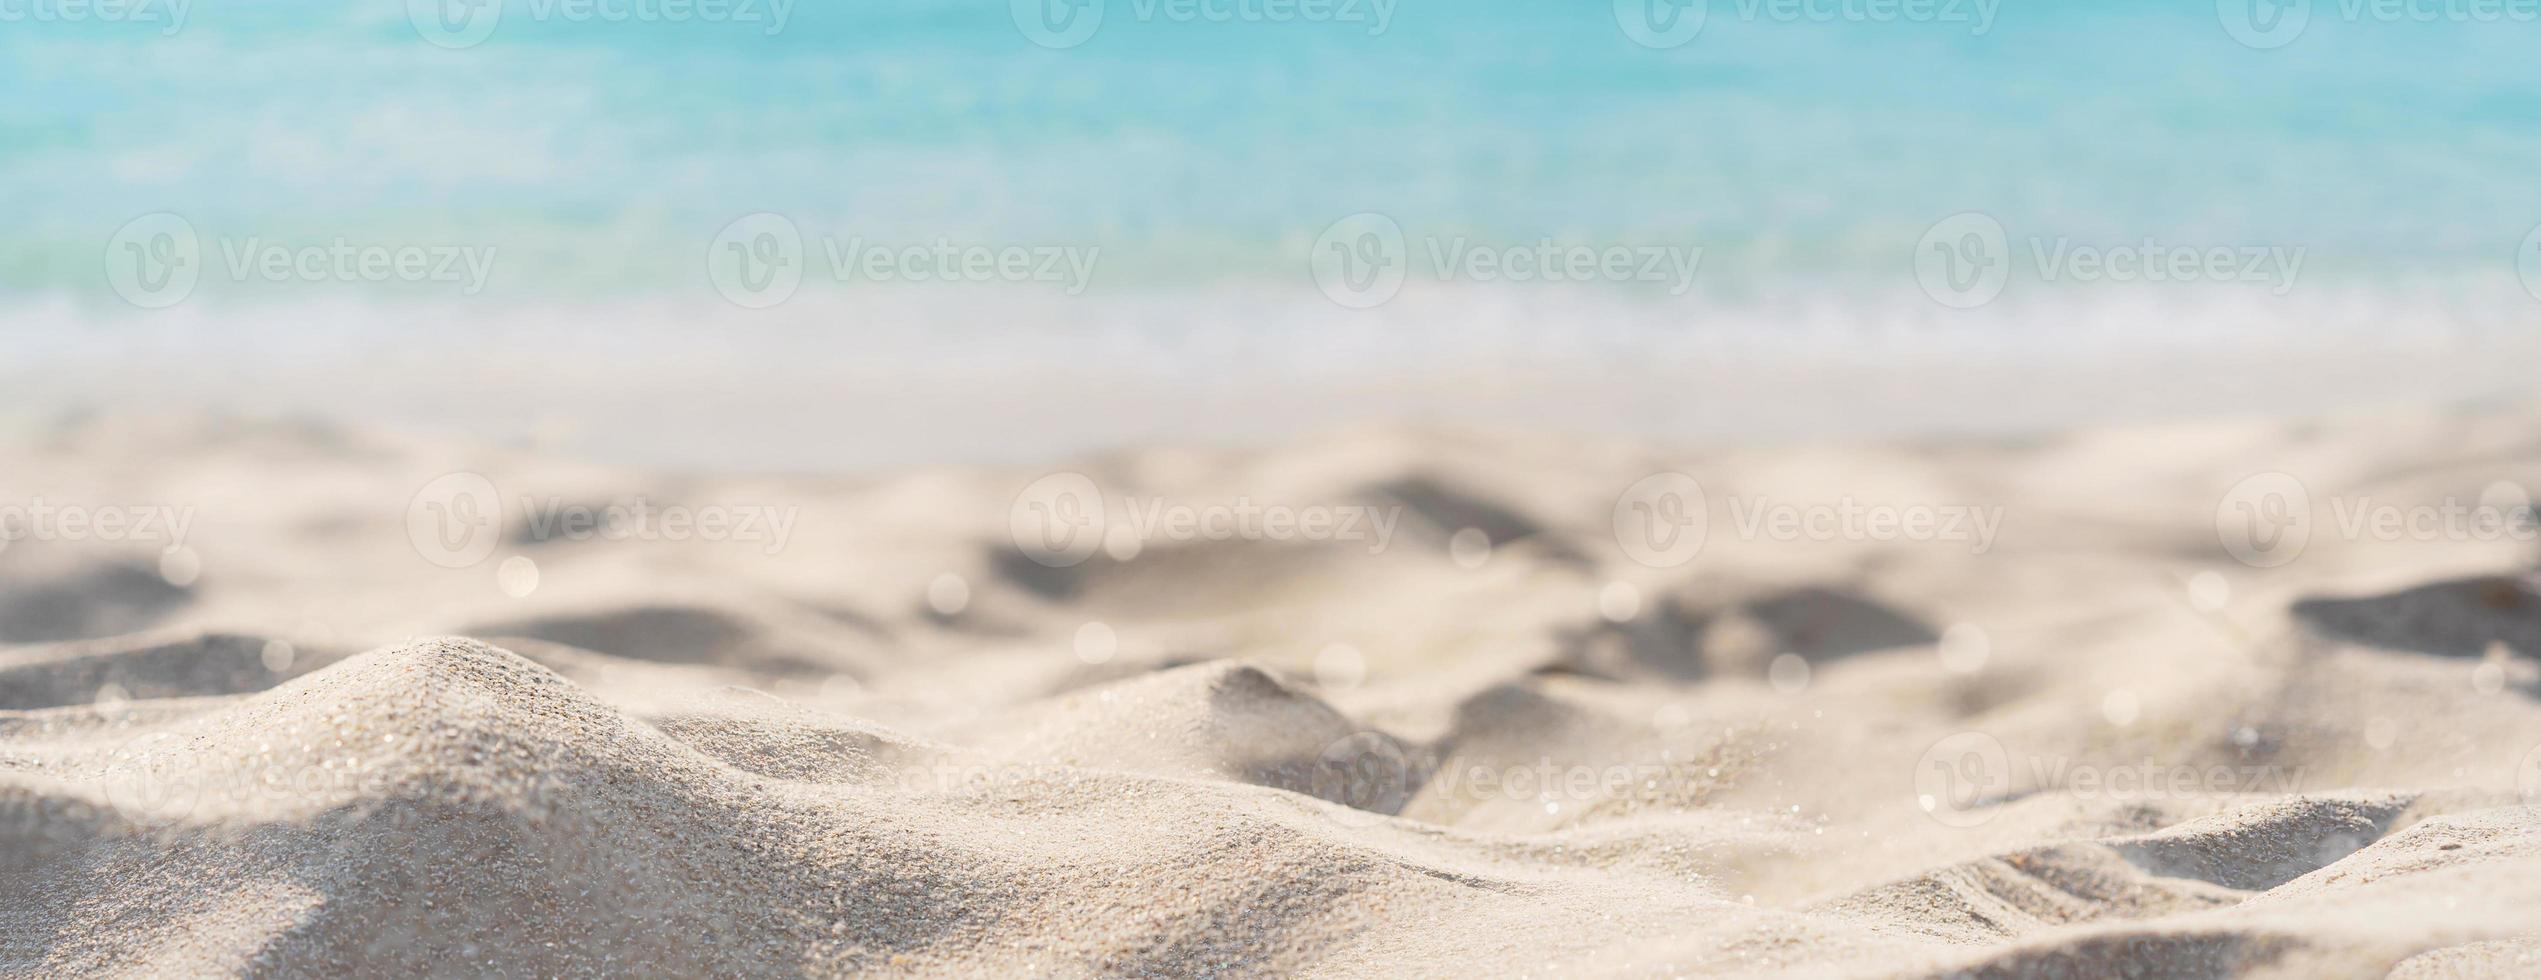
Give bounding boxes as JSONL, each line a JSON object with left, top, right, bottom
{"left": 2, "top": 408, "right": 2536, "bottom": 977}
{"left": 13, "top": 0, "right": 2539, "bottom": 974}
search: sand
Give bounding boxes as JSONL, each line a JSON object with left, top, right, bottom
{"left": 3, "top": 409, "right": 2539, "bottom": 977}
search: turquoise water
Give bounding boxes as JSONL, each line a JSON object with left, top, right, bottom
{"left": 5, "top": 1, "right": 2540, "bottom": 344}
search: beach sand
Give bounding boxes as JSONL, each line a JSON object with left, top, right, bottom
{"left": 3, "top": 409, "right": 2538, "bottom": 977}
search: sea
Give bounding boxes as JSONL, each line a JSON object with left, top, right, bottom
{"left": 4, "top": 0, "right": 2538, "bottom": 464}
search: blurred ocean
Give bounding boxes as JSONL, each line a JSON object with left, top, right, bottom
{"left": 2, "top": 0, "right": 2538, "bottom": 462}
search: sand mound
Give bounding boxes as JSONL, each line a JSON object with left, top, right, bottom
{"left": 3, "top": 638, "right": 1743, "bottom": 976}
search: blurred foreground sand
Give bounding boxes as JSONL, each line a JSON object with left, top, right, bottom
{"left": 3, "top": 410, "right": 2539, "bottom": 977}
